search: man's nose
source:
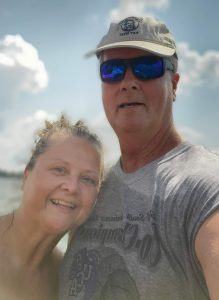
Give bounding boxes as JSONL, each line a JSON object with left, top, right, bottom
{"left": 120, "top": 67, "right": 140, "bottom": 91}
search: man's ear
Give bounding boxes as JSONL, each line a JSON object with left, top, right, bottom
{"left": 172, "top": 73, "right": 180, "bottom": 101}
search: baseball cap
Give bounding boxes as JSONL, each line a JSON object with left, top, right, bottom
{"left": 86, "top": 16, "right": 177, "bottom": 58}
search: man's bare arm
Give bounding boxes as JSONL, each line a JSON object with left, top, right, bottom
{"left": 195, "top": 209, "right": 219, "bottom": 300}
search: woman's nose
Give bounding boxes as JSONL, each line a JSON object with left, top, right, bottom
{"left": 60, "top": 177, "right": 79, "bottom": 194}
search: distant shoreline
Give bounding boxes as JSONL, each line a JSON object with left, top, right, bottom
{"left": 0, "top": 170, "right": 22, "bottom": 178}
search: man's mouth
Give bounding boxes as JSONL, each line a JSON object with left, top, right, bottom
{"left": 50, "top": 199, "right": 76, "bottom": 209}
{"left": 118, "top": 102, "right": 144, "bottom": 109}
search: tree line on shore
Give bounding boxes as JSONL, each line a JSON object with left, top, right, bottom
{"left": 0, "top": 169, "right": 22, "bottom": 178}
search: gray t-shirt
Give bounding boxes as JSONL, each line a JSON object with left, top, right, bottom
{"left": 59, "top": 142, "right": 219, "bottom": 300}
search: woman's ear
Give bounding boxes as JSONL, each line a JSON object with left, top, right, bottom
{"left": 21, "top": 167, "right": 29, "bottom": 190}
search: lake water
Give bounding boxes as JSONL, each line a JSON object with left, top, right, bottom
{"left": 0, "top": 176, "right": 68, "bottom": 252}
{"left": 0, "top": 176, "right": 22, "bottom": 214}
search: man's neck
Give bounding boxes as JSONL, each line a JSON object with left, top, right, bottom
{"left": 119, "top": 125, "right": 183, "bottom": 173}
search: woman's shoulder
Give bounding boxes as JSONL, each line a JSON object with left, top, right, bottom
{"left": 0, "top": 213, "right": 14, "bottom": 235}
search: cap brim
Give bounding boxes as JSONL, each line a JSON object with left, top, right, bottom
{"left": 85, "top": 40, "right": 175, "bottom": 58}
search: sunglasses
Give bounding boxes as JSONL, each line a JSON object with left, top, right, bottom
{"left": 100, "top": 56, "right": 174, "bottom": 83}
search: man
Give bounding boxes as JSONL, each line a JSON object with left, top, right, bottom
{"left": 60, "top": 16, "right": 219, "bottom": 300}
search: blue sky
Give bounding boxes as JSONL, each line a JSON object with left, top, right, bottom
{"left": 0, "top": 0, "right": 219, "bottom": 171}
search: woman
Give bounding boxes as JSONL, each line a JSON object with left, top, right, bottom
{"left": 0, "top": 115, "right": 103, "bottom": 300}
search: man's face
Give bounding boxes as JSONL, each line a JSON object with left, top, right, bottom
{"left": 101, "top": 48, "right": 179, "bottom": 139}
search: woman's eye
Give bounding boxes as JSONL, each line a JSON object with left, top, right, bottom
{"left": 81, "top": 176, "right": 97, "bottom": 186}
{"left": 52, "top": 166, "right": 66, "bottom": 174}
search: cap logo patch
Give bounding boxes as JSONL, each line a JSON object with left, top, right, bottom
{"left": 119, "top": 17, "right": 140, "bottom": 36}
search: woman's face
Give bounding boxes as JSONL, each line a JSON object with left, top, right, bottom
{"left": 21, "top": 135, "right": 102, "bottom": 234}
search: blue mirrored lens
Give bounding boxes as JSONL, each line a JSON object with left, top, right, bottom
{"left": 100, "top": 57, "right": 165, "bottom": 82}
{"left": 101, "top": 61, "right": 125, "bottom": 81}
{"left": 133, "top": 57, "right": 164, "bottom": 79}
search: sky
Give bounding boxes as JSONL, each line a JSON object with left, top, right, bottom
{"left": 0, "top": 0, "right": 219, "bottom": 172}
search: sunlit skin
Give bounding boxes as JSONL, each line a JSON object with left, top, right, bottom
{"left": 101, "top": 48, "right": 182, "bottom": 172}
{"left": 21, "top": 135, "right": 102, "bottom": 234}
{"left": 0, "top": 135, "right": 102, "bottom": 300}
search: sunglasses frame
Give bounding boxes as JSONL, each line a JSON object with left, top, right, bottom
{"left": 100, "top": 56, "right": 174, "bottom": 83}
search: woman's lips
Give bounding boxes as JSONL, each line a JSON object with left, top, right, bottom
{"left": 50, "top": 199, "right": 76, "bottom": 209}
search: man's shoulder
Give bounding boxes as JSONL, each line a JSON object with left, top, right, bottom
{"left": 182, "top": 143, "right": 219, "bottom": 170}
{"left": 153, "top": 142, "right": 219, "bottom": 193}
{"left": 163, "top": 142, "right": 219, "bottom": 168}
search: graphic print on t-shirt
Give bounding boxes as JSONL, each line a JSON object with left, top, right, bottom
{"left": 66, "top": 177, "right": 164, "bottom": 299}
{"left": 68, "top": 246, "right": 140, "bottom": 300}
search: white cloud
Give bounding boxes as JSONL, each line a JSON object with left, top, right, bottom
{"left": 142, "top": 0, "right": 169, "bottom": 9}
{"left": 109, "top": 0, "right": 169, "bottom": 21}
{"left": 212, "top": 148, "right": 219, "bottom": 156}
{"left": 0, "top": 111, "right": 55, "bottom": 172}
{"left": 177, "top": 42, "right": 219, "bottom": 88}
{"left": 0, "top": 35, "right": 48, "bottom": 109}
